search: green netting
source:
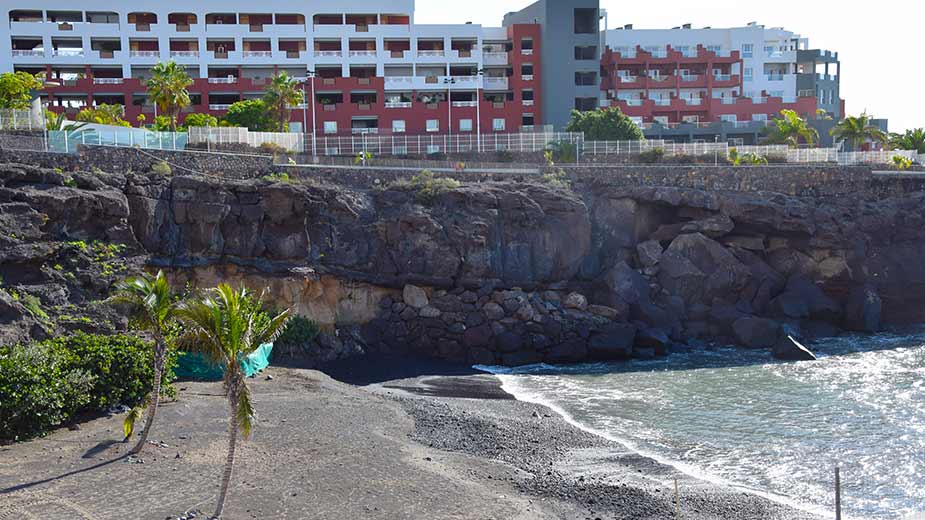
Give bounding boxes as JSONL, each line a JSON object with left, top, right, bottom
{"left": 174, "top": 343, "right": 274, "bottom": 381}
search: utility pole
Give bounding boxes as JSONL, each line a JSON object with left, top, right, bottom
{"left": 307, "top": 70, "right": 317, "bottom": 157}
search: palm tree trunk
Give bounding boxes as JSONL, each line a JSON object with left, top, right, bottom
{"left": 130, "top": 342, "right": 165, "bottom": 454}
{"left": 213, "top": 390, "right": 239, "bottom": 519}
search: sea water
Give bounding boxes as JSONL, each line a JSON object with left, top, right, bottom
{"left": 481, "top": 330, "right": 925, "bottom": 519}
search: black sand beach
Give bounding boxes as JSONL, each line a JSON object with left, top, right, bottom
{"left": 0, "top": 357, "right": 823, "bottom": 519}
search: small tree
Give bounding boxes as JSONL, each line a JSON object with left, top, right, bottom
{"left": 565, "top": 107, "right": 644, "bottom": 141}
{"left": 76, "top": 104, "right": 131, "bottom": 126}
{"left": 107, "top": 271, "right": 177, "bottom": 454}
{"left": 830, "top": 112, "right": 887, "bottom": 151}
{"left": 45, "top": 110, "right": 87, "bottom": 133}
{"left": 146, "top": 61, "right": 193, "bottom": 131}
{"left": 182, "top": 112, "right": 219, "bottom": 129}
{"left": 136, "top": 114, "right": 147, "bottom": 128}
{"left": 763, "top": 109, "right": 819, "bottom": 147}
{"left": 176, "top": 285, "right": 291, "bottom": 519}
{"left": 0, "top": 71, "right": 44, "bottom": 109}
{"left": 262, "top": 73, "right": 303, "bottom": 132}
{"left": 222, "top": 99, "right": 275, "bottom": 131}
{"left": 889, "top": 128, "right": 925, "bottom": 154}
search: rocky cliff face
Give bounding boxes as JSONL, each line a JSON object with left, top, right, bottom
{"left": 2, "top": 159, "right": 923, "bottom": 365}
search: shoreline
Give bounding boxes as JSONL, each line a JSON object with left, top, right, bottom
{"left": 332, "top": 354, "right": 825, "bottom": 520}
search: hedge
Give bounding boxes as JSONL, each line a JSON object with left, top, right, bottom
{"left": 0, "top": 333, "right": 175, "bottom": 441}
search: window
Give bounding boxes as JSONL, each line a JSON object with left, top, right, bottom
{"left": 392, "top": 119, "right": 406, "bottom": 133}
{"left": 720, "top": 114, "right": 737, "bottom": 123}
{"left": 459, "top": 118, "right": 472, "bottom": 132}
{"left": 769, "top": 90, "right": 784, "bottom": 98}
{"left": 323, "top": 121, "right": 337, "bottom": 134}
{"left": 752, "top": 113, "right": 768, "bottom": 122}
{"left": 520, "top": 38, "right": 533, "bottom": 51}
{"left": 654, "top": 116, "right": 669, "bottom": 125}
{"left": 574, "top": 71, "right": 597, "bottom": 86}
{"left": 573, "top": 8, "right": 597, "bottom": 34}
{"left": 522, "top": 89, "right": 534, "bottom": 101}
{"left": 492, "top": 118, "right": 505, "bottom": 131}
{"left": 743, "top": 68, "right": 753, "bottom": 81}
{"left": 741, "top": 43, "right": 753, "bottom": 58}
{"left": 707, "top": 45, "right": 722, "bottom": 54}
{"left": 426, "top": 119, "right": 439, "bottom": 132}
{"left": 521, "top": 64, "right": 534, "bottom": 76}
{"left": 574, "top": 97, "right": 597, "bottom": 111}
{"left": 574, "top": 45, "right": 596, "bottom": 60}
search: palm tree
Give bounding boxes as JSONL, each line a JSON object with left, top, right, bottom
{"left": 889, "top": 128, "right": 925, "bottom": 154}
{"left": 146, "top": 61, "right": 193, "bottom": 132}
{"left": 45, "top": 110, "right": 87, "bottom": 133}
{"left": 763, "top": 109, "right": 819, "bottom": 147}
{"left": 262, "top": 73, "right": 303, "bottom": 132}
{"left": 830, "top": 112, "right": 887, "bottom": 151}
{"left": 176, "top": 285, "right": 290, "bottom": 519}
{"left": 107, "top": 271, "right": 176, "bottom": 454}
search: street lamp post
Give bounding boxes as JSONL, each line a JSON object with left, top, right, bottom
{"left": 443, "top": 76, "right": 456, "bottom": 150}
{"left": 476, "top": 69, "right": 484, "bottom": 153}
{"left": 306, "top": 70, "right": 317, "bottom": 157}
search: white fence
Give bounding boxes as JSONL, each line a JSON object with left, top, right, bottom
{"left": 0, "top": 109, "right": 43, "bottom": 131}
{"left": 836, "top": 150, "right": 920, "bottom": 166}
{"left": 188, "top": 126, "right": 305, "bottom": 153}
{"left": 305, "top": 132, "right": 583, "bottom": 156}
{"left": 582, "top": 139, "right": 727, "bottom": 156}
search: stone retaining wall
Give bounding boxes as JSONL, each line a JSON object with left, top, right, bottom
{"left": 364, "top": 284, "right": 663, "bottom": 365}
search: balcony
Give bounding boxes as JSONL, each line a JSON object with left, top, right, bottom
{"left": 452, "top": 101, "right": 478, "bottom": 107}
{"left": 683, "top": 98, "right": 703, "bottom": 106}
{"left": 348, "top": 50, "right": 377, "bottom": 58}
{"left": 647, "top": 49, "right": 668, "bottom": 58}
{"left": 618, "top": 98, "right": 643, "bottom": 106}
{"left": 751, "top": 97, "right": 768, "bottom": 104}
{"left": 129, "top": 50, "right": 160, "bottom": 58}
{"left": 351, "top": 128, "right": 379, "bottom": 135}
{"left": 522, "top": 100, "right": 534, "bottom": 107}
{"left": 521, "top": 74, "right": 534, "bottom": 81}
{"left": 209, "top": 104, "right": 232, "bottom": 110}
{"left": 766, "top": 73, "right": 784, "bottom": 81}
{"left": 713, "top": 74, "right": 731, "bottom": 81}
{"left": 208, "top": 77, "right": 237, "bottom": 84}
{"left": 385, "top": 101, "right": 411, "bottom": 109}
{"left": 679, "top": 74, "right": 700, "bottom": 83}
{"left": 243, "top": 50, "right": 272, "bottom": 58}
{"left": 384, "top": 76, "right": 414, "bottom": 89}
{"left": 483, "top": 51, "right": 508, "bottom": 66}
{"left": 12, "top": 49, "right": 45, "bottom": 57}
{"left": 170, "top": 50, "right": 199, "bottom": 58}
{"left": 483, "top": 77, "right": 508, "bottom": 90}
{"left": 417, "top": 50, "right": 444, "bottom": 57}
{"left": 53, "top": 49, "right": 85, "bottom": 57}
{"left": 92, "top": 77, "right": 124, "bottom": 84}
{"left": 653, "top": 99, "right": 671, "bottom": 107}
{"left": 314, "top": 50, "right": 343, "bottom": 57}
{"left": 521, "top": 48, "right": 533, "bottom": 55}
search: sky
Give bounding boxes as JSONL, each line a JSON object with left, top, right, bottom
{"left": 414, "top": 0, "right": 922, "bottom": 133}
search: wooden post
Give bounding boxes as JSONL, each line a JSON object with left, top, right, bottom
{"left": 835, "top": 466, "right": 842, "bottom": 520}
{"left": 674, "top": 477, "right": 681, "bottom": 519}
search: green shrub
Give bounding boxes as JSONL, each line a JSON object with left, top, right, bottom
{"left": 409, "top": 170, "right": 460, "bottom": 203}
{"left": 546, "top": 141, "right": 577, "bottom": 164}
{"left": 151, "top": 161, "right": 172, "bottom": 176}
{"left": 276, "top": 315, "right": 321, "bottom": 350}
{"left": 540, "top": 168, "right": 571, "bottom": 188}
{"left": 258, "top": 142, "right": 287, "bottom": 155}
{"left": 0, "top": 333, "right": 175, "bottom": 441}
{"left": 638, "top": 147, "right": 665, "bottom": 164}
{"left": 260, "top": 172, "right": 291, "bottom": 183}
{"left": 21, "top": 294, "right": 49, "bottom": 325}
{"left": 892, "top": 155, "right": 913, "bottom": 171}
{"left": 182, "top": 112, "right": 219, "bottom": 129}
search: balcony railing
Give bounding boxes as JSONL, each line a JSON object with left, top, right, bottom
{"left": 620, "top": 99, "right": 643, "bottom": 106}
{"left": 679, "top": 74, "right": 700, "bottom": 82}
{"left": 417, "top": 50, "right": 444, "bottom": 57}
{"left": 483, "top": 77, "right": 508, "bottom": 90}
{"left": 483, "top": 51, "right": 508, "bottom": 64}
{"left": 653, "top": 99, "right": 671, "bottom": 106}
{"left": 522, "top": 74, "right": 534, "bottom": 81}
{"left": 208, "top": 104, "right": 233, "bottom": 110}
{"left": 53, "top": 49, "right": 84, "bottom": 57}
{"left": 12, "top": 49, "right": 44, "bottom": 57}
{"left": 713, "top": 73, "right": 731, "bottom": 81}
{"left": 751, "top": 97, "right": 768, "bottom": 104}
{"left": 243, "top": 51, "right": 272, "bottom": 58}
{"left": 93, "top": 78, "right": 124, "bottom": 84}
{"left": 619, "top": 75, "right": 638, "bottom": 83}
{"left": 314, "top": 50, "right": 343, "bottom": 57}
{"left": 170, "top": 50, "right": 200, "bottom": 57}
{"left": 349, "top": 50, "right": 377, "bottom": 57}
{"left": 521, "top": 49, "right": 533, "bottom": 55}
{"left": 720, "top": 98, "right": 737, "bottom": 105}
{"left": 683, "top": 98, "right": 703, "bottom": 106}
{"left": 522, "top": 100, "right": 534, "bottom": 106}
{"left": 767, "top": 73, "right": 784, "bottom": 81}
{"left": 385, "top": 101, "right": 411, "bottom": 108}
{"left": 351, "top": 127, "right": 378, "bottom": 134}
{"left": 452, "top": 101, "right": 478, "bottom": 107}
{"left": 129, "top": 50, "right": 160, "bottom": 58}
{"left": 208, "top": 77, "right": 238, "bottom": 84}
{"left": 647, "top": 49, "right": 668, "bottom": 58}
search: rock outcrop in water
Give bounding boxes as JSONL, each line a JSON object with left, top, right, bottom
{"left": 2, "top": 159, "right": 925, "bottom": 364}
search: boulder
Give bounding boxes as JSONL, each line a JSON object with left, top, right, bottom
{"left": 563, "top": 292, "right": 588, "bottom": 311}
{"left": 732, "top": 317, "right": 780, "bottom": 349}
{"left": 588, "top": 324, "right": 637, "bottom": 360}
{"left": 497, "top": 331, "right": 525, "bottom": 353}
{"left": 770, "top": 276, "right": 841, "bottom": 321}
{"left": 468, "top": 347, "right": 495, "bottom": 365}
{"left": 403, "top": 284, "right": 429, "bottom": 309}
{"left": 502, "top": 350, "right": 543, "bottom": 367}
{"left": 462, "top": 323, "right": 494, "bottom": 348}
{"left": 635, "top": 328, "right": 671, "bottom": 354}
{"left": 587, "top": 304, "right": 622, "bottom": 320}
{"left": 419, "top": 305, "right": 442, "bottom": 319}
{"left": 599, "top": 262, "right": 650, "bottom": 305}
{"left": 772, "top": 335, "right": 817, "bottom": 361}
{"left": 636, "top": 240, "right": 663, "bottom": 267}
{"left": 482, "top": 302, "right": 506, "bottom": 321}
{"left": 680, "top": 214, "right": 735, "bottom": 238}
{"left": 546, "top": 340, "right": 587, "bottom": 364}
{"left": 845, "top": 285, "right": 882, "bottom": 333}
{"left": 658, "top": 233, "right": 751, "bottom": 308}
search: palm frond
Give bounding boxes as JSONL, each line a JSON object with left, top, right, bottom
{"left": 123, "top": 405, "right": 145, "bottom": 440}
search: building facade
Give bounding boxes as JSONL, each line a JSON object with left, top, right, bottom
{"left": 603, "top": 23, "right": 843, "bottom": 143}
{"left": 3, "top": 0, "right": 542, "bottom": 135}
{"left": 503, "top": 0, "right": 603, "bottom": 130}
